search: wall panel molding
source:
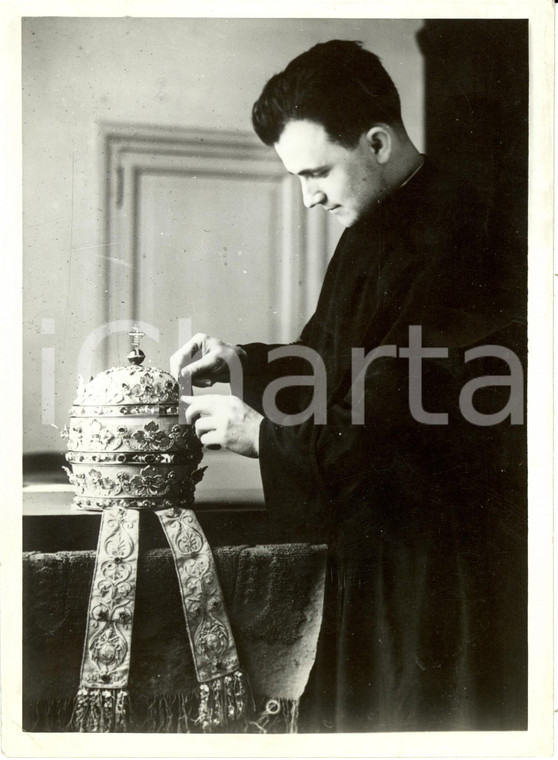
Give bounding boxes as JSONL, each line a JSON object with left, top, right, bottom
{"left": 99, "top": 122, "right": 330, "bottom": 365}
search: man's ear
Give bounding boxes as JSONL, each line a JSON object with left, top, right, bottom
{"left": 365, "top": 126, "right": 392, "bottom": 164}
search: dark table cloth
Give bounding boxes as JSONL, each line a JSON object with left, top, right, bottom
{"left": 23, "top": 543, "right": 327, "bottom": 733}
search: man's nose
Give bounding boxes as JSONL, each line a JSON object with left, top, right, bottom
{"left": 301, "top": 181, "right": 326, "bottom": 209}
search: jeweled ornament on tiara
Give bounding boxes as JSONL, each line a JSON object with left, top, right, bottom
{"left": 62, "top": 327, "right": 250, "bottom": 733}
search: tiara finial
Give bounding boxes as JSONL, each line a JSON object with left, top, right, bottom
{"left": 128, "top": 325, "right": 146, "bottom": 365}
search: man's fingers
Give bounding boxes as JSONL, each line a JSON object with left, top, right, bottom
{"left": 180, "top": 394, "right": 259, "bottom": 458}
{"left": 184, "top": 400, "right": 202, "bottom": 425}
{"left": 169, "top": 333, "right": 208, "bottom": 379}
{"left": 171, "top": 334, "right": 236, "bottom": 385}
{"left": 198, "top": 432, "right": 222, "bottom": 450}
{"left": 182, "top": 394, "right": 224, "bottom": 424}
{"left": 191, "top": 415, "right": 223, "bottom": 449}
{"left": 170, "top": 338, "right": 198, "bottom": 378}
{"left": 194, "top": 416, "right": 217, "bottom": 436}
{"left": 178, "top": 352, "right": 221, "bottom": 383}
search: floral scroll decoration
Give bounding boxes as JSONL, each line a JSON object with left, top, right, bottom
{"left": 69, "top": 468, "right": 206, "bottom": 512}
{"left": 132, "top": 420, "right": 174, "bottom": 450}
{"left": 81, "top": 506, "right": 140, "bottom": 689}
{"left": 63, "top": 465, "right": 205, "bottom": 499}
{"left": 75, "top": 503, "right": 249, "bottom": 733}
{"left": 65, "top": 419, "right": 199, "bottom": 454}
{"left": 157, "top": 508, "right": 241, "bottom": 683}
{"left": 75, "top": 368, "right": 177, "bottom": 406}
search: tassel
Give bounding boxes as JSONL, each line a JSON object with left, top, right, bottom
{"left": 195, "top": 670, "right": 251, "bottom": 732}
{"left": 197, "top": 683, "right": 211, "bottom": 731}
{"left": 233, "top": 670, "right": 251, "bottom": 720}
{"left": 211, "top": 677, "right": 225, "bottom": 730}
{"left": 224, "top": 674, "right": 236, "bottom": 721}
{"left": 114, "top": 689, "right": 128, "bottom": 731}
{"left": 71, "top": 687, "right": 129, "bottom": 732}
{"left": 67, "top": 686, "right": 297, "bottom": 733}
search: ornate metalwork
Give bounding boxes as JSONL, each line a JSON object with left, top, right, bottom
{"left": 75, "top": 366, "right": 178, "bottom": 406}
{"left": 73, "top": 495, "right": 195, "bottom": 513}
{"left": 66, "top": 419, "right": 197, "bottom": 454}
{"left": 66, "top": 451, "right": 190, "bottom": 465}
{"left": 69, "top": 467, "right": 205, "bottom": 511}
{"left": 63, "top": 465, "right": 204, "bottom": 499}
{"left": 70, "top": 404, "right": 179, "bottom": 417}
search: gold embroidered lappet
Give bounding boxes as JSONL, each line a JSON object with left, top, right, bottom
{"left": 63, "top": 329, "right": 249, "bottom": 732}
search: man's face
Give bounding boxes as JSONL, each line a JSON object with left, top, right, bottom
{"left": 274, "top": 119, "right": 383, "bottom": 228}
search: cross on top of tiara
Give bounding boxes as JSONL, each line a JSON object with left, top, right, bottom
{"left": 128, "top": 325, "right": 145, "bottom": 349}
{"left": 128, "top": 325, "right": 146, "bottom": 365}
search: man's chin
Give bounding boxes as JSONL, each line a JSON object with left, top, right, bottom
{"left": 330, "top": 208, "right": 354, "bottom": 228}
{"left": 337, "top": 214, "right": 356, "bottom": 228}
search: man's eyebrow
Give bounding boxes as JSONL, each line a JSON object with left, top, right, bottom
{"left": 288, "top": 166, "right": 329, "bottom": 177}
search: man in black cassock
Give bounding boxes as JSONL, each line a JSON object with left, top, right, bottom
{"left": 171, "top": 41, "right": 527, "bottom": 732}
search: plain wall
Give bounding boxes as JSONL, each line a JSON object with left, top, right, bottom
{"left": 23, "top": 17, "right": 425, "bottom": 454}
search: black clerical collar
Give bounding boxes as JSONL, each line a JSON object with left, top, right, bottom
{"left": 398, "top": 154, "right": 426, "bottom": 189}
{"left": 352, "top": 154, "right": 429, "bottom": 231}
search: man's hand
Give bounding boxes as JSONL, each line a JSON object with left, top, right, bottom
{"left": 183, "top": 394, "right": 263, "bottom": 458}
{"left": 170, "top": 333, "right": 246, "bottom": 388}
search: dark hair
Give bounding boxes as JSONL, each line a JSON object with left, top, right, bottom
{"left": 252, "top": 40, "right": 402, "bottom": 147}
